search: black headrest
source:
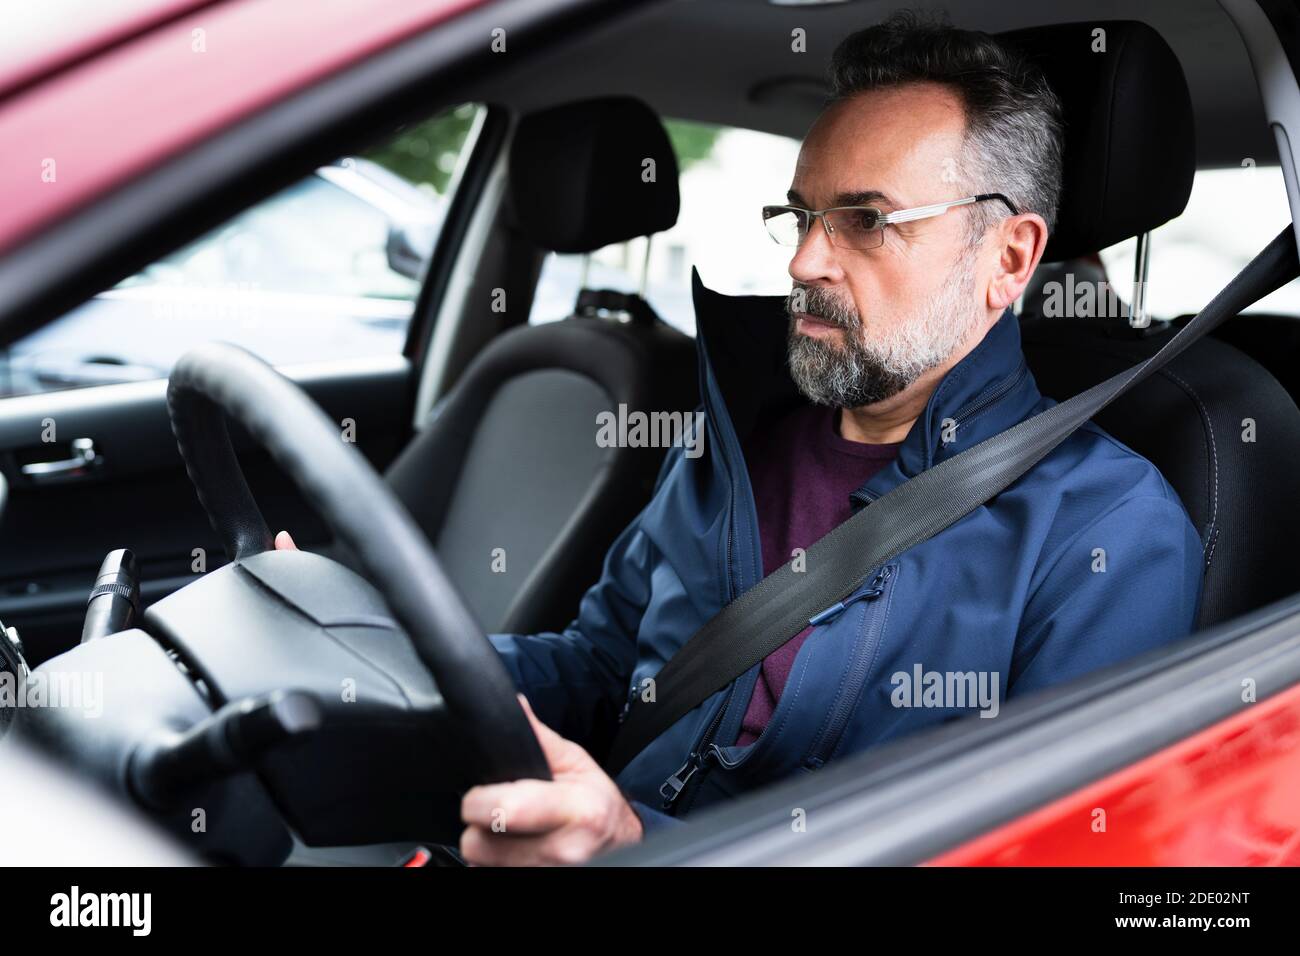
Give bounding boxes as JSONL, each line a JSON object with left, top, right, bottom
{"left": 998, "top": 21, "right": 1195, "bottom": 261}
{"left": 509, "top": 96, "right": 680, "bottom": 254}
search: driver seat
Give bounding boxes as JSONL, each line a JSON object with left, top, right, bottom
{"left": 1004, "top": 20, "right": 1300, "bottom": 625}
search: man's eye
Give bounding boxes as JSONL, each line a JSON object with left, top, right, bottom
{"left": 835, "top": 209, "right": 880, "bottom": 235}
{"left": 849, "top": 209, "right": 881, "bottom": 232}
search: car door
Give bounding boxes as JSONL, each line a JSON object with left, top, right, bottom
{"left": 604, "top": 596, "right": 1300, "bottom": 866}
{"left": 0, "top": 103, "right": 491, "bottom": 666}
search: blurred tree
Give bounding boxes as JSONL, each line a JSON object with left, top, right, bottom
{"left": 664, "top": 119, "right": 723, "bottom": 173}
{"left": 364, "top": 104, "right": 479, "bottom": 193}
{"left": 365, "top": 106, "right": 724, "bottom": 189}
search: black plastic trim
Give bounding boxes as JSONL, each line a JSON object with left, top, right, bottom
{"left": 1258, "top": 0, "right": 1300, "bottom": 87}
{"left": 403, "top": 104, "right": 510, "bottom": 366}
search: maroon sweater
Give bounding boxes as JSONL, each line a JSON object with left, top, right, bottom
{"left": 734, "top": 404, "right": 900, "bottom": 748}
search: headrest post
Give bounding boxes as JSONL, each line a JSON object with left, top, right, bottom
{"left": 1129, "top": 232, "right": 1151, "bottom": 329}
{"left": 639, "top": 235, "right": 653, "bottom": 298}
{"left": 579, "top": 252, "right": 590, "bottom": 293}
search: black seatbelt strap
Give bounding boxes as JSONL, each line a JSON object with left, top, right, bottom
{"left": 605, "top": 225, "right": 1300, "bottom": 777}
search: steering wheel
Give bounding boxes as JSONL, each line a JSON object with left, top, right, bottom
{"left": 166, "top": 342, "right": 550, "bottom": 788}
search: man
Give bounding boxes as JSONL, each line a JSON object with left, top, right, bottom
{"left": 282, "top": 12, "right": 1203, "bottom": 865}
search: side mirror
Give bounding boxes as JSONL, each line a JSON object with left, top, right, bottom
{"left": 385, "top": 220, "right": 435, "bottom": 280}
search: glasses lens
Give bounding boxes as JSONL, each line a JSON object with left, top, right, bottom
{"left": 824, "top": 207, "right": 884, "bottom": 250}
{"left": 762, "top": 207, "right": 805, "bottom": 246}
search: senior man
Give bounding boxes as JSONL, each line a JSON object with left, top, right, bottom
{"left": 280, "top": 11, "right": 1203, "bottom": 865}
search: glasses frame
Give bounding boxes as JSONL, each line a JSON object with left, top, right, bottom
{"left": 762, "top": 193, "right": 1020, "bottom": 250}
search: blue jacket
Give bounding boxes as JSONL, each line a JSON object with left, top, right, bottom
{"left": 489, "top": 272, "right": 1204, "bottom": 832}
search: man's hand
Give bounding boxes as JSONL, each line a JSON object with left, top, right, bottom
{"left": 274, "top": 530, "right": 297, "bottom": 551}
{"left": 459, "top": 695, "right": 644, "bottom": 866}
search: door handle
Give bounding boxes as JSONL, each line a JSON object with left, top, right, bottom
{"left": 20, "top": 437, "right": 102, "bottom": 481}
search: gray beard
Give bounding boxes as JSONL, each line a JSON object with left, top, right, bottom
{"left": 786, "top": 261, "right": 981, "bottom": 409}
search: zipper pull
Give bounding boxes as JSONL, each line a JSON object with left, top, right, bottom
{"left": 808, "top": 567, "right": 892, "bottom": 627}
{"left": 618, "top": 683, "right": 640, "bottom": 724}
{"left": 659, "top": 752, "right": 706, "bottom": 808}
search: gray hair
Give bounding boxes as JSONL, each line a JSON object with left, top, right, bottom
{"left": 825, "top": 10, "right": 1064, "bottom": 246}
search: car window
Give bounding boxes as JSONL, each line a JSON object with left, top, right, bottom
{"left": 1098, "top": 163, "right": 1299, "bottom": 319}
{"left": 119, "top": 172, "right": 422, "bottom": 301}
{"left": 0, "top": 103, "right": 484, "bottom": 397}
{"left": 529, "top": 119, "right": 803, "bottom": 335}
{"left": 528, "top": 136, "right": 1299, "bottom": 334}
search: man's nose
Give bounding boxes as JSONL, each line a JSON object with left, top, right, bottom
{"left": 788, "top": 215, "right": 844, "bottom": 286}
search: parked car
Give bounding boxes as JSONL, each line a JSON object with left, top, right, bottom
{"left": 0, "top": 158, "right": 437, "bottom": 396}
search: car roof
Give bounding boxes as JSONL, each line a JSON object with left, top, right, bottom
{"left": 0, "top": 0, "right": 217, "bottom": 100}
{"left": 0, "top": 0, "right": 483, "bottom": 256}
{"left": 462, "top": 0, "right": 1278, "bottom": 170}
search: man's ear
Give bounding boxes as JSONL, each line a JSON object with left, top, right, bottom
{"left": 986, "top": 213, "right": 1049, "bottom": 311}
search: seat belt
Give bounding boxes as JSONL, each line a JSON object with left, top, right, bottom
{"left": 604, "top": 225, "right": 1300, "bottom": 777}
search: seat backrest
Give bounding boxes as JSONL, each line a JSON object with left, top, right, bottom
{"left": 1005, "top": 20, "right": 1300, "bottom": 624}
{"left": 388, "top": 318, "right": 695, "bottom": 633}
{"left": 386, "top": 96, "right": 697, "bottom": 634}
{"left": 1022, "top": 318, "right": 1300, "bottom": 626}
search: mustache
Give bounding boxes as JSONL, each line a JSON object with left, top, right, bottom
{"left": 786, "top": 285, "right": 859, "bottom": 329}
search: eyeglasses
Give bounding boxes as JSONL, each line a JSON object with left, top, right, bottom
{"left": 761, "top": 193, "right": 1020, "bottom": 251}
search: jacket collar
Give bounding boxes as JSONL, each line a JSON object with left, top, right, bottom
{"left": 690, "top": 268, "right": 1042, "bottom": 500}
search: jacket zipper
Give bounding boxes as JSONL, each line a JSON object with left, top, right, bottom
{"left": 660, "top": 401, "right": 757, "bottom": 810}
{"left": 661, "top": 468, "right": 746, "bottom": 807}
{"left": 950, "top": 360, "right": 1028, "bottom": 431}
{"left": 804, "top": 565, "right": 896, "bottom": 768}
{"left": 807, "top": 566, "right": 892, "bottom": 627}
{"left": 658, "top": 565, "right": 895, "bottom": 811}
{"left": 658, "top": 695, "right": 728, "bottom": 808}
